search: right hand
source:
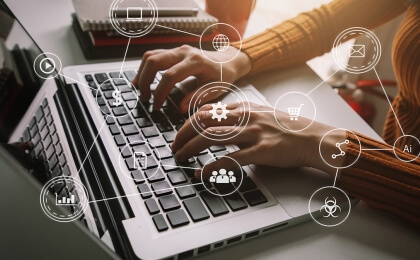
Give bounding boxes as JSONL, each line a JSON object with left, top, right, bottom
{"left": 131, "top": 45, "right": 252, "bottom": 113}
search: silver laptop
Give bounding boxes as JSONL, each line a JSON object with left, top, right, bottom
{"left": 2, "top": 3, "right": 355, "bottom": 259}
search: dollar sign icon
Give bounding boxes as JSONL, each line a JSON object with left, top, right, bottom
{"left": 112, "top": 89, "right": 122, "bottom": 106}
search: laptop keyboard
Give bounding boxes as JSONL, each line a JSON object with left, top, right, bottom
{"left": 20, "top": 99, "right": 79, "bottom": 213}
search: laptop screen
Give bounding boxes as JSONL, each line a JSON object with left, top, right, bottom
{"left": 0, "top": 6, "right": 48, "bottom": 142}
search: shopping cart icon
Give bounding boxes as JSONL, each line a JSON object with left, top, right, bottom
{"left": 287, "top": 104, "right": 304, "bottom": 120}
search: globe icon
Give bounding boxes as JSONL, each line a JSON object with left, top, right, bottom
{"left": 212, "top": 34, "right": 230, "bottom": 52}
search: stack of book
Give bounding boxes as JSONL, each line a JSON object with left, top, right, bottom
{"left": 72, "top": 0, "right": 218, "bottom": 60}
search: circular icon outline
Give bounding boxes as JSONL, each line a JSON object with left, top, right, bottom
{"left": 39, "top": 58, "right": 56, "bottom": 74}
{"left": 95, "top": 78, "right": 139, "bottom": 118}
{"left": 273, "top": 91, "right": 317, "bottom": 132}
{"left": 33, "top": 52, "right": 62, "bottom": 79}
{"left": 200, "top": 155, "right": 244, "bottom": 197}
{"left": 199, "top": 23, "right": 242, "bottom": 64}
{"left": 393, "top": 135, "right": 420, "bottom": 162}
{"left": 117, "top": 139, "right": 162, "bottom": 182}
{"left": 40, "top": 176, "right": 89, "bottom": 222}
{"left": 308, "top": 185, "right": 351, "bottom": 227}
{"left": 319, "top": 128, "right": 361, "bottom": 169}
{"left": 188, "top": 81, "right": 251, "bottom": 141}
{"left": 109, "top": 0, "right": 158, "bottom": 38}
{"left": 333, "top": 27, "right": 381, "bottom": 74}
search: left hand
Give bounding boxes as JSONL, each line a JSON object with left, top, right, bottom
{"left": 172, "top": 102, "right": 342, "bottom": 179}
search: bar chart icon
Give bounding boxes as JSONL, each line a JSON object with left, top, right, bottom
{"left": 55, "top": 193, "right": 77, "bottom": 205}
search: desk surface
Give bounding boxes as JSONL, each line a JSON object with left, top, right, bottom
{"left": 5, "top": 0, "right": 420, "bottom": 259}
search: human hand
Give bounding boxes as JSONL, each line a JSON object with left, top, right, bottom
{"left": 172, "top": 102, "right": 345, "bottom": 179}
{"left": 131, "top": 45, "right": 251, "bottom": 113}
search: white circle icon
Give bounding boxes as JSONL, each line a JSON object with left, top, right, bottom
{"left": 33, "top": 52, "right": 62, "bottom": 79}
{"left": 200, "top": 23, "right": 242, "bottom": 64}
{"left": 319, "top": 128, "right": 361, "bottom": 169}
{"left": 333, "top": 27, "right": 381, "bottom": 74}
{"left": 308, "top": 186, "right": 351, "bottom": 227}
{"left": 109, "top": 0, "right": 158, "bottom": 38}
{"left": 273, "top": 92, "right": 316, "bottom": 132}
{"left": 393, "top": 135, "right": 420, "bottom": 162}
{"left": 40, "top": 176, "right": 89, "bottom": 222}
{"left": 39, "top": 58, "right": 56, "bottom": 74}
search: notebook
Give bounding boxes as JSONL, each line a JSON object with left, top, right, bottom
{"left": 73, "top": 0, "right": 218, "bottom": 34}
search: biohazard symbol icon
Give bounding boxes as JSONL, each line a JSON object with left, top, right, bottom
{"left": 320, "top": 197, "right": 341, "bottom": 218}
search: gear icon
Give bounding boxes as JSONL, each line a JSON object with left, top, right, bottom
{"left": 210, "top": 101, "right": 229, "bottom": 122}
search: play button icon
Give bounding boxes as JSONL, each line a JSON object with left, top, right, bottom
{"left": 40, "top": 58, "right": 56, "bottom": 74}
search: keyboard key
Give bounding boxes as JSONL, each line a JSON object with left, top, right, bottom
{"left": 152, "top": 214, "right": 168, "bottom": 232}
{"left": 192, "top": 178, "right": 212, "bottom": 192}
{"left": 46, "top": 114, "right": 53, "bottom": 126}
{"left": 224, "top": 193, "right": 248, "bottom": 211}
{"left": 32, "top": 133, "right": 41, "bottom": 146}
{"left": 197, "top": 153, "right": 215, "bottom": 166}
{"left": 29, "top": 117, "right": 37, "bottom": 129}
{"left": 51, "top": 164, "right": 61, "bottom": 178}
{"left": 238, "top": 177, "right": 257, "bottom": 192}
{"left": 43, "top": 135, "right": 52, "bottom": 149}
{"left": 113, "top": 78, "right": 127, "bottom": 86}
{"left": 56, "top": 143, "right": 63, "bottom": 156}
{"left": 131, "top": 170, "right": 145, "bottom": 184}
{"left": 38, "top": 118, "right": 47, "bottom": 132}
{"left": 156, "top": 122, "right": 173, "bottom": 133}
{"left": 148, "top": 136, "right": 166, "bottom": 148}
{"left": 175, "top": 186, "right": 196, "bottom": 199}
{"left": 159, "top": 194, "right": 180, "bottom": 212}
{"left": 209, "top": 145, "right": 226, "bottom": 153}
{"left": 132, "top": 143, "right": 150, "bottom": 155}
{"left": 113, "top": 107, "right": 128, "bottom": 116}
{"left": 136, "top": 118, "right": 153, "bottom": 128}
{"left": 200, "top": 190, "right": 229, "bottom": 217}
{"left": 160, "top": 158, "right": 179, "bottom": 172}
{"left": 45, "top": 145, "right": 55, "bottom": 160}
{"left": 43, "top": 106, "right": 51, "bottom": 116}
{"left": 52, "top": 133, "right": 59, "bottom": 146}
{"left": 106, "top": 117, "right": 115, "bottom": 125}
{"left": 137, "top": 183, "right": 152, "bottom": 199}
{"left": 103, "top": 91, "right": 114, "bottom": 99}
{"left": 123, "top": 70, "right": 137, "bottom": 82}
{"left": 214, "top": 150, "right": 229, "bottom": 157}
{"left": 145, "top": 168, "right": 165, "bottom": 183}
{"left": 163, "top": 131, "right": 176, "bottom": 143}
{"left": 141, "top": 126, "right": 159, "bottom": 138}
{"left": 214, "top": 182, "right": 235, "bottom": 194}
{"left": 109, "top": 125, "right": 121, "bottom": 135}
{"left": 243, "top": 190, "right": 268, "bottom": 206}
{"left": 109, "top": 72, "right": 122, "bottom": 78}
{"left": 122, "top": 92, "right": 137, "bottom": 101}
{"left": 40, "top": 125, "right": 49, "bottom": 140}
{"left": 120, "top": 147, "right": 132, "bottom": 158}
{"left": 117, "top": 116, "right": 134, "bottom": 126}
{"left": 35, "top": 106, "right": 44, "bottom": 122}
{"left": 85, "top": 74, "right": 93, "bottom": 82}
{"left": 94, "top": 73, "right": 108, "bottom": 84}
{"left": 151, "top": 181, "right": 172, "bottom": 197}
{"left": 62, "top": 165, "right": 71, "bottom": 176}
{"left": 131, "top": 107, "right": 147, "bottom": 118}
{"left": 144, "top": 156, "right": 158, "bottom": 169}
{"left": 150, "top": 111, "right": 167, "bottom": 123}
{"left": 126, "top": 100, "right": 137, "bottom": 109}
{"left": 183, "top": 197, "right": 210, "bottom": 222}
{"left": 118, "top": 85, "right": 132, "bottom": 93}
{"left": 48, "top": 154, "right": 59, "bottom": 170}
{"left": 166, "top": 209, "right": 189, "bottom": 228}
{"left": 59, "top": 153, "right": 66, "bottom": 166}
{"left": 101, "top": 82, "right": 114, "bottom": 91}
{"left": 167, "top": 170, "right": 187, "bottom": 185}
{"left": 154, "top": 146, "right": 172, "bottom": 159}
{"left": 114, "top": 135, "right": 126, "bottom": 146}
{"left": 121, "top": 125, "right": 139, "bottom": 136}
{"left": 145, "top": 199, "right": 160, "bottom": 215}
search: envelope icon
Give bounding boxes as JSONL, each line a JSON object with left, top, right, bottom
{"left": 349, "top": 44, "right": 365, "bottom": 58}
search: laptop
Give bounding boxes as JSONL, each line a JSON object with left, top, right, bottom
{"left": 1, "top": 2, "right": 356, "bottom": 259}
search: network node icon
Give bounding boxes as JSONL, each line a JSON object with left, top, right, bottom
{"left": 212, "top": 34, "right": 230, "bottom": 52}
{"left": 210, "top": 101, "right": 230, "bottom": 122}
{"left": 332, "top": 139, "right": 349, "bottom": 159}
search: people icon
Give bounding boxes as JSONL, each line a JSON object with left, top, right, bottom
{"left": 209, "top": 169, "right": 236, "bottom": 184}
{"left": 228, "top": 171, "right": 236, "bottom": 183}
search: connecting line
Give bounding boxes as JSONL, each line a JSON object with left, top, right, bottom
{"left": 373, "top": 68, "right": 405, "bottom": 136}
{"left": 119, "top": 37, "right": 131, "bottom": 78}
{"left": 220, "top": 63, "right": 223, "bottom": 81}
{"left": 306, "top": 69, "right": 340, "bottom": 96}
{"left": 249, "top": 110, "right": 274, "bottom": 113}
{"left": 333, "top": 168, "right": 339, "bottom": 187}
{"left": 155, "top": 24, "right": 201, "bottom": 37}
{"left": 361, "top": 148, "right": 393, "bottom": 151}
{"left": 76, "top": 119, "right": 107, "bottom": 175}
{"left": 89, "top": 182, "right": 203, "bottom": 204}
{"left": 59, "top": 73, "right": 96, "bottom": 91}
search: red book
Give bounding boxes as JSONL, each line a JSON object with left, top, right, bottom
{"left": 89, "top": 31, "right": 219, "bottom": 47}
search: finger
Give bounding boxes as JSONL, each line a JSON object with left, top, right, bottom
{"left": 153, "top": 60, "right": 201, "bottom": 110}
{"left": 172, "top": 103, "right": 242, "bottom": 151}
{"left": 175, "top": 126, "right": 247, "bottom": 162}
{"left": 196, "top": 149, "right": 253, "bottom": 180}
{"left": 137, "top": 50, "right": 183, "bottom": 102}
{"left": 179, "top": 86, "right": 228, "bottom": 114}
{"left": 131, "top": 49, "right": 166, "bottom": 86}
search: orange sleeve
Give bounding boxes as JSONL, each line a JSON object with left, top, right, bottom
{"left": 340, "top": 132, "right": 420, "bottom": 227}
{"left": 233, "top": 0, "right": 406, "bottom": 75}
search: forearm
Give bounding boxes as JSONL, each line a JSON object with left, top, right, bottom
{"left": 232, "top": 0, "right": 405, "bottom": 75}
{"left": 339, "top": 132, "right": 420, "bottom": 227}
